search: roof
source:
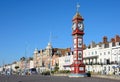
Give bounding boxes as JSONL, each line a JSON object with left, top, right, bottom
{"left": 83, "top": 56, "right": 98, "bottom": 59}
{"left": 73, "top": 12, "right": 83, "bottom": 20}
{"left": 46, "top": 42, "right": 52, "bottom": 49}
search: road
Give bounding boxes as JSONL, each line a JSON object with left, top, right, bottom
{"left": 0, "top": 75, "right": 119, "bottom": 82}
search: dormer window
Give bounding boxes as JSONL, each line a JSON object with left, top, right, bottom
{"left": 104, "top": 44, "right": 109, "bottom": 48}
{"left": 112, "top": 42, "right": 115, "bottom": 47}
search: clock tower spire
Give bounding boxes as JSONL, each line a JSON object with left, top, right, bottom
{"left": 69, "top": 3, "right": 86, "bottom": 77}
{"left": 76, "top": 3, "right": 80, "bottom": 13}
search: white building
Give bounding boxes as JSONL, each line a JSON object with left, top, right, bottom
{"left": 59, "top": 54, "right": 73, "bottom": 71}
{"left": 0, "top": 66, "right": 2, "bottom": 72}
{"left": 83, "top": 35, "right": 120, "bottom": 75}
{"left": 29, "top": 60, "right": 34, "bottom": 69}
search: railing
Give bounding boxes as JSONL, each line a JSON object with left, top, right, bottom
{"left": 84, "top": 62, "right": 120, "bottom": 65}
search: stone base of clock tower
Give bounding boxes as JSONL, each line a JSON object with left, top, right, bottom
{"left": 69, "top": 63, "right": 87, "bottom": 77}
{"left": 69, "top": 73, "right": 87, "bottom": 77}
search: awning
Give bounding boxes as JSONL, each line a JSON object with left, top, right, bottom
{"left": 83, "top": 56, "right": 98, "bottom": 59}
{"left": 112, "top": 66, "right": 120, "bottom": 68}
{"left": 63, "top": 65, "right": 71, "bottom": 67}
{"left": 117, "top": 66, "right": 120, "bottom": 68}
{"left": 112, "top": 66, "right": 115, "bottom": 69}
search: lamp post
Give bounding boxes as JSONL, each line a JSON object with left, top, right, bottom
{"left": 24, "top": 42, "right": 28, "bottom": 75}
{"left": 48, "top": 32, "right": 53, "bottom": 75}
{"left": 49, "top": 48, "right": 52, "bottom": 75}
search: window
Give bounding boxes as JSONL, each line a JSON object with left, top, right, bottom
{"left": 104, "top": 58, "right": 106, "bottom": 64}
{"left": 78, "top": 51, "right": 82, "bottom": 60}
{"left": 107, "top": 59, "right": 110, "bottom": 64}
{"left": 92, "top": 52, "right": 94, "bottom": 55}
{"left": 108, "top": 51, "right": 110, "bottom": 54}
{"left": 104, "top": 44, "right": 109, "bottom": 48}
{"left": 100, "top": 53, "right": 102, "bottom": 55}
{"left": 65, "top": 59, "right": 70, "bottom": 62}
{"left": 112, "top": 42, "right": 115, "bottom": 47}
{"left": 95, "top": 51, "right": 97, "bottom": 54}
{"left": 100, "top": 59, "right": 102, "bottom": 63}
{"left": 104, "top": 67, "right": 106, "bottom": 71}
{"left": 115, "top": 57, "right": 117, "bottom": 61}
{"left": 78, "top": 38, "right": 82, "bottom": 48}
{"left": 89, "top": 52, "right": 90, "bottom": 55}
{"left": 108, "top": 66, "right": 110, "bottom": 71}
{"left": 67, "top": 52, "right": 70, "bottom": 55}
{"left": 104, "top": 52, "right": 106, "bottom": 55}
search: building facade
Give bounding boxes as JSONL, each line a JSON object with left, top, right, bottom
{"left": 83, "top": 35, "right": 120, "bottom": 75}
{"left": 33, "top": 42, "right": 71, "bottom": 73}
{"left": 59, "top": 54, "right": 73, "bottom": 71}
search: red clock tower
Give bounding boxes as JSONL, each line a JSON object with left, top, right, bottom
{"left": 69, "top": 4, "right": 86, "bottom": 77}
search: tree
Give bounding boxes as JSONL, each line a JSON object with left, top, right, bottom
{"left": 28, "top": 57, "right": 33, "bottom": 60}
{"left": 54, "top": 63, "right": 59, "bottom": 72}
{"left": 15, "top": 66, "right": 19, "bottom": 70}
{"left": 20, "top": 57, "right": 26, "bottom": 61}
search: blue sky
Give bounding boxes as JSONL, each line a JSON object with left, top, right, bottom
{"left": 0, "top": 0, "right": 120, "bottom": 66}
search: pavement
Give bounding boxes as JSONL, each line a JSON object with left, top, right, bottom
{"left": 92, "top": 74, "right": 120, "bottom": 80}
{"left": 0, "top": 74, "right": 120, "bottom": 82}
{"left": 53, "top": 73, "right": 120, "bottom": 80}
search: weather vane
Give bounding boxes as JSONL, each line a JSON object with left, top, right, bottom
{"left": 76, "top": 3, "right": 80, "bottom": 12}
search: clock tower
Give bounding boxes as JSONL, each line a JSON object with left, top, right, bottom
{"left": 70, "top": 3, "right": 86, "bottom": 77}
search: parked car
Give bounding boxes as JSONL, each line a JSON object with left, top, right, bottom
{"left": 29, "top": 68, "right": 37, "bottom": 75}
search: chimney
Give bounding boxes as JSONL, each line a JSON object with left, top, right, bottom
{"left": 83, "top": 44, "right": 86, "bottom": 50}
{"left": 115, "top": 35, "right": 120, "bottom": 42}
{"left": 103, "top": 36, "right": 108, "bottom": 44}
{"left": 67, "top": 48, "right": 71, "bottom": 52}
{"left": 91, "top": 41, "right": 96, "bottom": 48}
{"left": 111, "top": 38, "right": 116, "bottom": 46}
{"left": 98, "top": 42, "right": 102, "bottom": 47}
{"left": 111, "top": 38, "right": 115, "bottom": 43}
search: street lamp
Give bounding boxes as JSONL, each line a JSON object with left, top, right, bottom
{"left": 49, "top": 48, "right": 52, "bottom": 75}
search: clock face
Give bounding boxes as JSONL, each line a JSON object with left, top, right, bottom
{"left": 72, "top": 23, "right": 76, "bottom": 31}
{"left": 78, "top": 22, "right": 84, "bottom": 31}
